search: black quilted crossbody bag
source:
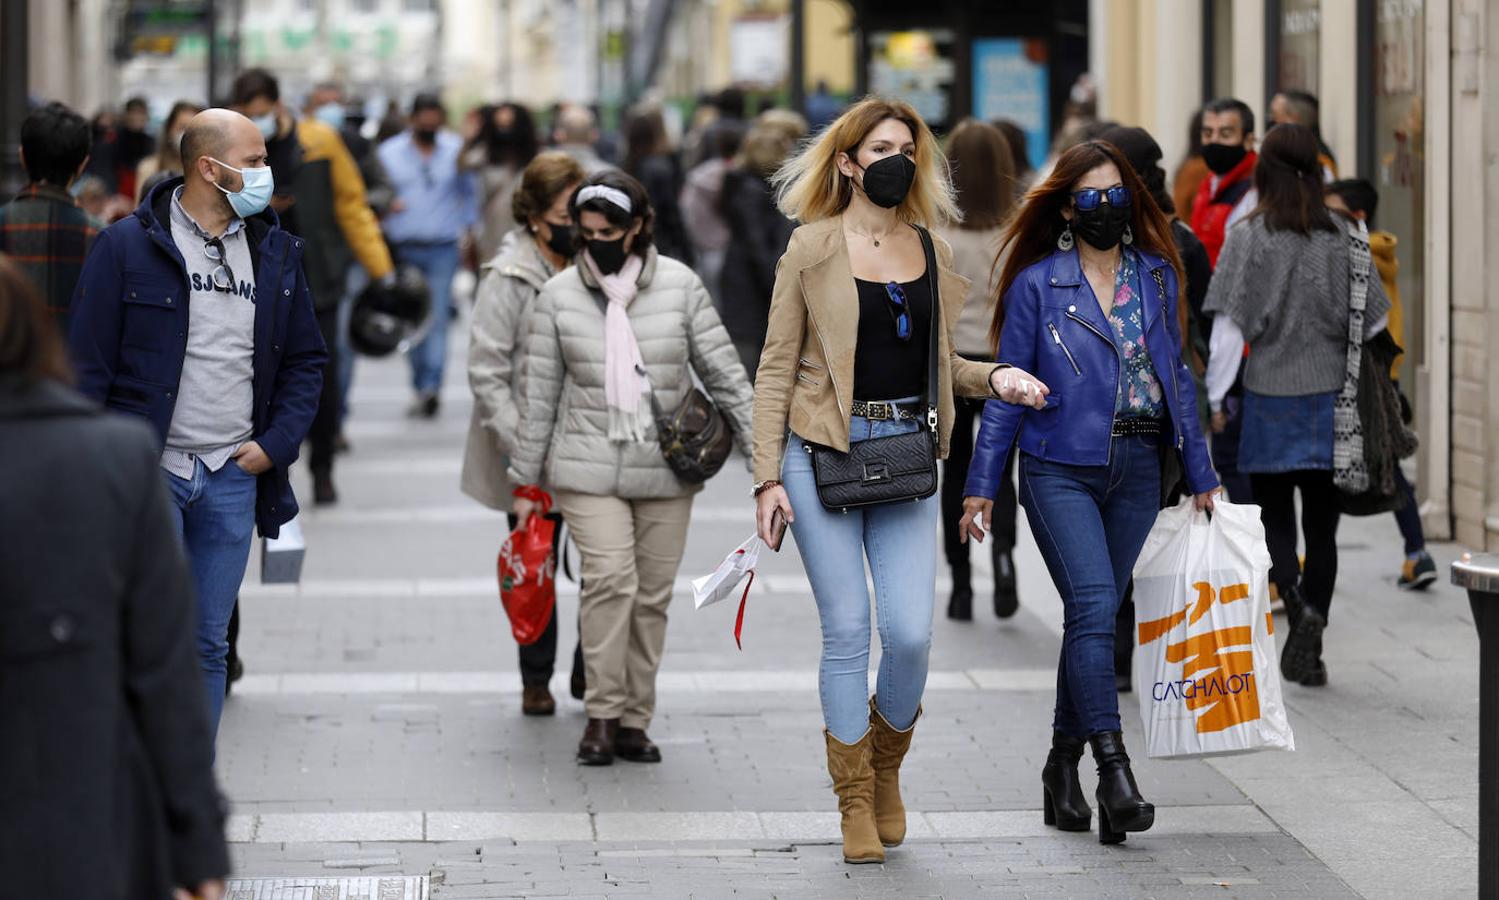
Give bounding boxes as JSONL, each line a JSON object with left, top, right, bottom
{"left": 807, "top": 225, "right": 942, "bottom": 512}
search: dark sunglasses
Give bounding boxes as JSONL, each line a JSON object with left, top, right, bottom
{"left": 203, "top": 237, "right": 237, "bottom": 292}
{"left": 884, "top": 282, "right": 912, "bottom": 342}
{"left": 1072, "top": 186, "right": 1132, "bottom": 211}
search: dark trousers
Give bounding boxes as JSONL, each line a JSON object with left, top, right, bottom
{"left": 308, "top": 305, "right": 342, "bottom": 476}
{"left": 1212, "top": 388, "right": 1254, "bottom": 503}
{"left": 942, "top": 395, "right": 1018, "bottom": 575}
{"left": 1251, "top": 469, "right": 1342, "bottom": 619}
{"left": 508, "top": 512, "right": 585, "bottom": 687}
{"left": 1392, "top": 466, "right": 1425, "bottom": 555}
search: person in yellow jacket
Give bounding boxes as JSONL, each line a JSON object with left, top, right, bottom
{"left": 291, "top": 92, "right": 396, "bottom": 505}
{"left": 1326, "top": 179, "right": 1437, "bottom": 590}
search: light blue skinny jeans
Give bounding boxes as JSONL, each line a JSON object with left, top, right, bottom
{"left": 781, "top": 404, "right": 937, "bottom": 744}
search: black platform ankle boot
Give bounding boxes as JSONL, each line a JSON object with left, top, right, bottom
{"left": 1041, "top": 731, "right": 1091, "bottom": 831}
{"left": 1089, "top": 731, "right": 1155, "bottom": 845}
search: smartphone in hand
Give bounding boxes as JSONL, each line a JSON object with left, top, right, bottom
{"left": 769, "top": 508, "right": 789, "bottom": 553}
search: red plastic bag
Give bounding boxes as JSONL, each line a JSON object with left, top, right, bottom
{"left": 498, "top": 486, "right": 557, "bottom": 645}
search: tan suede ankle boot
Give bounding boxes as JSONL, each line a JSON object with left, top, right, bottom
{"left": 869, "top": 698, "right": 918, "bottom": 847}
{"left": 824, "top": 729, "right": 884, "bottom": 864}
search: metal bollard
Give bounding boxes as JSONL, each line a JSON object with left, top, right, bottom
{"left": 1453, "top": 553, "right": 1499, "bottom": 900}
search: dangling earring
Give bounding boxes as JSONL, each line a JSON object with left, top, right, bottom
{"left": 1121, "top": 224, "right": 1134, "bottom": 246}
{"left": 1056, "top": 224, "right": 1074, "bottom": 251}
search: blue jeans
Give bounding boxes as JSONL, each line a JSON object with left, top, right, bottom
{"left": 393, "top": 240, "right": 459, "bottom": 394}
{"left": 163, "top": 458, "right": 259, "bottom": 737}
{"left": 1019, "top": 437, "right": 1161, "bottom": 737}
{"left": 781, "top": 405, "right": 937, "bottom": 744}
{"left": 1392, "top": 465, "right": 1425, "bottom": 555}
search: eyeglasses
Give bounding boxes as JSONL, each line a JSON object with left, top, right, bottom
{"left": 1072, "top": 186, "right": 1132, "bottom": 211}
{"left": 204, "top": 237, "right": 237, "bottom": 293}
{"left": 884, "top": 282, "right": 912, "bottom": 342}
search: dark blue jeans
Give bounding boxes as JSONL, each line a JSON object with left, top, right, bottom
{"left": 1020, "top": 436, "right": 1161, "bottom": 737}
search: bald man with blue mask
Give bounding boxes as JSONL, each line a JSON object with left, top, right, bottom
{"left": 68, "top": 107, "right": 327, "bottom": 741}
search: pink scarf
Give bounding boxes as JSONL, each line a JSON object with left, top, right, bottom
{"left": 582, "top": 250, "right": 651, "bottom": 441}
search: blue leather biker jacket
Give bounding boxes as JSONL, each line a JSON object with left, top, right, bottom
{"left": 963, "top": 247, "right": 1218, "bottom": 500}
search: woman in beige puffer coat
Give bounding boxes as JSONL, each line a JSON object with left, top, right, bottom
{"left": 509, "top": 170, "right": 753, "bottom": 767}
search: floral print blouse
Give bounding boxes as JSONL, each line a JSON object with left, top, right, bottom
{"left": 1108, "top": 249, "right": 1165, "bottom": 418}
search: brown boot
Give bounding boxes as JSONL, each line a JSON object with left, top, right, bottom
{"left": 824, "top": 730, "right": 884, "bottom": 864}
{"left": 521, "top": 684, "right": 556, "bottom": 716}
{"left": 869, "top": 698, "right": 918, "bottom": 847}
{"left": 577, "top": 718, "right": 618, "bottom": 766}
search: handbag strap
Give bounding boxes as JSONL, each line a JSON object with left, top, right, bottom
{"left": 913, "top": 224, "right": 941, "bottom": 432}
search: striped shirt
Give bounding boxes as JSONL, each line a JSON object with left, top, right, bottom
{"left": 0, "top": 183, "right": 99, "bottom": 332}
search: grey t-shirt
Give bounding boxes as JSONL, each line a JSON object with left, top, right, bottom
{"left": 161, "top": 188, "right": 257, "bottom": 479}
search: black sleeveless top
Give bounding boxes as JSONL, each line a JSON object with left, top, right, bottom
{"left": 852, "top": 272, "right": 932, "bottom": 400}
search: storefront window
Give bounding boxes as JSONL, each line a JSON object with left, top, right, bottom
{"left": 1374, "top": 0, "right": 1424, "bottom": 384}
{"left": 1210, "top": 0, "right": 1233, "bottom": 99}
{"left": 1278, "top": 0, "right": 1320, "bottom": 93}
{"left": 868, "top": 30, "right": 956, "bottom": 131}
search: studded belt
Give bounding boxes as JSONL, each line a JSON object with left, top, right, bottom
{"left": 1111, "top": 417, "right": 1164, "bottom": 437}
{"left": 851, "top": 399, "right": 924, "bottom": 422}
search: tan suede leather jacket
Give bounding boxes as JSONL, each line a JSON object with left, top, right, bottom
{"left": 750, "top": 215, "right": 1001, "bottom": 483}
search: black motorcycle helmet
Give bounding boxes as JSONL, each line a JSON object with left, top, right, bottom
{"left": 349, "top": 265, "right": 432, "bottom": 357}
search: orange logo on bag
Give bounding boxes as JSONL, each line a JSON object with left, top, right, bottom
{"left": 1138, "top": 581, "right": 1260, "bottom": 734}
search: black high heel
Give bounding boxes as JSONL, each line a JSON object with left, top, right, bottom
{"left": 1040, "top": 731, "right": 1091, "bottom": 831}
{"left": 1089, "top": 731, "right": 1154, "bottom": 845}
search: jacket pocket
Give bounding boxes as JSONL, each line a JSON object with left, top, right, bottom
{"left": 0, "top": 607, "right": 96, "bottom": 661}
{"left": 795, "top": 371, "right": 822, "bottom": 388}
{"left": 797, "top": 356, "right": 824, "bottom": 371}
{"left": 1046, "top": 323, "right": 1082, "bottom": 376}
{"left": 121, "top": 272, "right": 183, "bottom": 354}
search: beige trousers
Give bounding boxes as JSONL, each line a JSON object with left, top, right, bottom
{"left": 555, "top": 490, "right": 694, "bottom": 730}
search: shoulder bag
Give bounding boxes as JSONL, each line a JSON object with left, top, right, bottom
{"left": 636, "top": 364, "right": 735, "bottom": 485}
{"left": 806, "top": 225, "right": 941, "bottom": 511}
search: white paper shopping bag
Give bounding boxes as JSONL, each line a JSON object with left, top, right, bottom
{"left": 1131, "top": 499, "right": 1295, "bottom": 759}
{"left": 692, "top": 535, "right": 762, "bottom": 648}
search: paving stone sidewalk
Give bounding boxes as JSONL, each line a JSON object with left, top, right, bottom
{"left": 220, "top": 347, "right": 1479, "bottom": 899}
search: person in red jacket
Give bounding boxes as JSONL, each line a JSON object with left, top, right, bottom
{"left": 1190, "top": 98, "right": 1258, "bottom": 268}
{"left": 1190, "top": 98, "right": 1258, "bottom": 503}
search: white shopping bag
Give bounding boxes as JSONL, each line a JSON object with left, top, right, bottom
{"left": 692, "top": 535, "right": 763, "bottom": 649}
{"left": 260, "top": 515, "right": 306, "bottom": 585}
{"left": 1131, "top": 499, "right": 1294, "bottom": 759}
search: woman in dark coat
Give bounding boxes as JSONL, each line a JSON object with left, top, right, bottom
{"left": 718, "top": 113, "right": 803, "bottom": 378}
{"left": 0, "top": 255, "right": 230, "bottom": 900}
{"left": 624, "top": 107, "right": 693, "bottom": 265}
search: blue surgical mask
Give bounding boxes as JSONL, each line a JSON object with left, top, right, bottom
{"left": 251, "top": 113, "right": 278, "bottom": 139}
{"left": 209, "top": 158, "right": 275, "bottom": 218}
{"left": 313, "top": 103, "right": 345, "bottom": 130}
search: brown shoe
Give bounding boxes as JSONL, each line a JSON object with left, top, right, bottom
{"left": 577, "top": 718, "right": 618, "bottom": 766}
{"left": 614, "top": 727, "right": 662, "bottom": 763}
{"left": 869, "top": 698, "right": 918, "bottom": 847}
{"left": 522, "top": 684, "right": 555, "bottom": 716}
{"left": 825, "top": 729, "right": 884, "bottom": 864}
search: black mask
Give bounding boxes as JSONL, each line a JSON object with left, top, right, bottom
{"left": 543, "top": 223, "right": 575, "bottom": 257}
{"left": 587, "top": 236, "right": 629, "bottom": 275}
{"left": 854, "top": 153, "right": 916, "bottom": 209}
{"left": 1072, "top": 202, "right": 1132, "bottom": 252}
{"left": 1201, "top": 142, "right": 1249, "bottom": 176}
{"left": 413, "top": 128, "right": 438, "bottom": 146}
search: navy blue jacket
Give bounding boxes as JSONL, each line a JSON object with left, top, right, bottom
{"left": 964, "top": 247, "right": 1217, "bottom": 500}
{"left": 67, "top": 178, "right": 326, "bottom": 539}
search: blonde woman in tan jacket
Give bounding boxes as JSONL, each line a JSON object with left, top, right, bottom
{"left": 749, "top": 98, "right": 1046, "bottom": 865}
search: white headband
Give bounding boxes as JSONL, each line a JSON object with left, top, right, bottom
{"left": 576, "top": 184, "right": 633, "bottom": 215}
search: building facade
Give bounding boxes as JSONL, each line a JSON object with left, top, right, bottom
{"left": 1095, "top": 0, "right": 1496, "bottom": 551}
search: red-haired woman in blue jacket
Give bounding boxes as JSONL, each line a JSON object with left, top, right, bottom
{"left": 959, "top": 141, "right": 1219, "bottom": 845}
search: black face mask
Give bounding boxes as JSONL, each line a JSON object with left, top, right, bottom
{"left": 1072, "top": 202, "right": 1132, "bottom": 252}
{"left": 413, "top": 128, "right": 438, "bottom": 146}
{"left": 854, "top": 153, "right": 916, "bottom": 209}
{"left": 587, "top": 236, "right": 629, "bottom": 275}
{"left": 543, "top": 223, "right": 575, "bottom": 257}
{"left": 1201, "top": 142, "right": 1249, "bottom": 176}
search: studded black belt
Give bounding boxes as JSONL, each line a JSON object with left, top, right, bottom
{"left": 852, "top": 399, "right": 924, "bottom": 422}
{"left": 1111, "top": 417, "right": 1164, "bottom": 437}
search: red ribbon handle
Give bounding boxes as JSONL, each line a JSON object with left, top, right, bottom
{"left": 733, "top": 570, "right": 755, "bottom": 651}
